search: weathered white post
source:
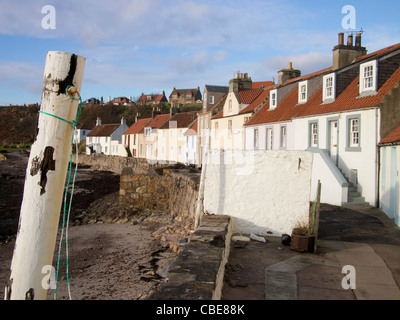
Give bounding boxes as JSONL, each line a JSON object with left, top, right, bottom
{"left": 5, "top": 51, "right": 85, "bottom": 300}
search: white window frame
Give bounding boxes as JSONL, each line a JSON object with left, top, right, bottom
{"left": 144, "top": 127, "right": 152, "bottom": 137}
{"left": 254, "top": 128, "right": 259, "bottom": 149}
{"left": 266, "top": 128, "right": 273, "bottom": 150}
{"left": 228, "top": 120, "right": 232, "bottom": 138}
{"left": 269, "top": 89, "right": 277, "bottom": 110}
{"left": 359, "top": 60, "right": 378, "bottom": 94}
{"left": 323, "top": 73, "right": 336, "bottom": 102}
{"left": 298, "top": 81, "right": 308, "bottom": 104}
{"left": 209, "top": 95, "right": 214, "bottom": 105}
{"left": 309, "top": 121, "right": 318, "bottom": 148}
{"left": 346, "top": 115, "right": 361, "bottom": 152}
{"left": 280, "top": 125, "right": 287, "bottom": 149}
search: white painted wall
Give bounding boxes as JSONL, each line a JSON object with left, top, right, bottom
{"left": 379, "top": 145, "right": 400, "bottom": 226}
{"left": 203, "top": 149, "right": 313, "bottom": 236}
{"left": 293, "top": 108, "right": 379, "bottom": 205}
{"left": 245, "top": 122, "right": 295, "bottom": 151}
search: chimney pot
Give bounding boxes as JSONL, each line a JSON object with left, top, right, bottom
{"left": 338, "top": 33, "right": 344, "bottom": 45}
{"left": 347, "top": 34, "right": 353, "bottom": 46}
{"left": 355, "top": 32, "right": 362, "bottom": 47}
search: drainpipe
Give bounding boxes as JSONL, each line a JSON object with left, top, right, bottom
{"left": 376, "top": 108, "right": 380, "bottom": 208}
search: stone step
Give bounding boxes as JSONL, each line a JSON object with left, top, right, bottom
{"left": 347, "top": 196, "right": 366, "bottom": 203}
{"left": 348, "top": 191, "right": 361, "bottom": 197}
{"left": 342, "top": 201, "right": 370, "bottom": 207}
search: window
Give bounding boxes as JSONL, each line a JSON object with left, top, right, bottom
{"left": 144, "top": 127, "right": 152, "bottom": 137}
{"left": 309, "top": 122, "right": 318, "bottom": 148}
{"left": 298, "top": 81, "right": 308, "bottom": 103}
{"left": 179, "top": 129, "right": 183, "bottom": 138}
{"left": 280, "top": 126, "right": 287, "bottom": 149}
{"left": 229, "top": 100, "right": 232, "bottom": 112}
{"left": 209, "top": 95, "right": 214, "bottom": 105}
{"left": 346, "top": 115, "right": 361, "bottom": 151}
{"left": 269, "top": 89, "right": 277, "bottom": 109}
{"left": 178, "top": 146, "right": 182, "bottom": 155}
{"left": 323, "top": 73, "right": 336, "bottom": 101}
{"left": 214, "top": 122, "right": 219, "bottom": 138}
{"left": 254, "top": 129, "right": 259, "bottom": 149}
{"left": 360, "top": 60, "right": 377, "bottom": 94}
{"left": 350, "top": 119, "right": 359, "bottom": 147}
{"left": 228, "top": 120, "right": 232, "bottom": 138}
{"left": 266, "top": 128, "right": 273, "bottom": 150}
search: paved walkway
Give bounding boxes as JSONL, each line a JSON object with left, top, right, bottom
{"left": 222, "top": 204, "right": 400, "bottom": 300}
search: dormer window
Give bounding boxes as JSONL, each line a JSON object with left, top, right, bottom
{"left": 359, "top": 60, "right": 377, "bottom": 94}
{"left": 144, "top": 127, "right": 152, "bottom": 137}
{"left": 269, "top": 89, "right": 277, "bottom": 110}
{"left": 323, "top": 73, "right": 336, "bottom": 102}
{"left": 298, "top": 81, "right": 308, "bottom": 104}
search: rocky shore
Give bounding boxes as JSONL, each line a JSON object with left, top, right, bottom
{"left": 0, "top": 151, "right": 182, "bottom": 300}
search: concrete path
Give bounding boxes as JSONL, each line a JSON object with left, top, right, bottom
{"left": 222, "top": 204, "right": 400, "bottom": 300}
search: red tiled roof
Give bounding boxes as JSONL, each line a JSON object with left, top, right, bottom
{"left": 240, "top": 87, "right": 274, "bottom": 114}
{"left": 159, "top": 111, "right": 198, "bottom": 129}
{"left": 245, "top": 86, "right": 300, "bottom": 126}
{"left": 123, "top": 118, "right": 151, "bottom": 135}
{"left": 137, "top": 93, "right": 167, "bottom": 103}
{"left": 252, "top": 81, "right": 274, "bottom": 89}
{"left": 296, "top": 65, "right": 400, "bottom": 118}
{"left": 379, "top": 125, "right": 400, "bottom": 145}
{"left": 355, "top": 43, "right": 400, "bottom": 63}
{"left": 142, "top": 114, "right": 170, "bottom": 132}
{"left": 87, "top": 124, "right": 121, "bottom": 137}
{"left": 237, "top": 88, "right": 264, "bottom": 104}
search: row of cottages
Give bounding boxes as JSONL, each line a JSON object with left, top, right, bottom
{"left": 121, "top": 110, "right": 198, "bottom": 165}
{"left": 85, "top": 117, "right": 129, "bottom": 155}
{"left": 197, "top": 73, "right": 274, "bottom": 164}
{"left": 239, "top": 33, "right": 400, "bottom": 225}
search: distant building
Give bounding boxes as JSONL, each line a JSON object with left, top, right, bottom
{"left": 136, "top": 91, "right": 168, "bottom": 106}
{"left": 169, "top": 87, "right": 202, "bottom": 107}
{"left": 109, "top": 97, "right": 132, "bottom": 105}
{"left": 73, "top": 122, "right": 94, "bottom": 144}
{"left": 202, "top": 85, "right": 228, "bottom": 111}
{"left": 86, "top": 117, "right": 129, "bottom": 155}
{"left": 83, "top": 97, "right": 101, "bottom": 105}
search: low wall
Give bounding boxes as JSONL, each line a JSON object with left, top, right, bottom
{"left": 149, "top": 214, "right": 232, "bottom": 300}
{"left": 72, "top": 153, "right": 173, "bottom": 174}
{"left": 204, "top": 150, "right": 313, "bottom": 236}
{"left": 119, "top": 167, "right": 200, "bottom": 220}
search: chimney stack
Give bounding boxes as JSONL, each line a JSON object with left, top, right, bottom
{"left": 96, "top": 117, "right": 101, "bottom": 126}
{"left": 277, "top": 62, "right": 301, "bottom": 85}
{"left": 333, "top": 32, "right": 367, "bottom": 70}
{"left": 229, "top": 72, "right": 253, "bottom": 92}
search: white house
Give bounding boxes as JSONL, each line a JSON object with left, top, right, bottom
{"left": 245, "top": 34, "right": 400, "bottom": 208}
{"left": 379, "top": 126, "right": 400, "bottom": 227}
{"left": 158, "top": 111, "right": 198, "bottom": 164}
{"left": 184, "top": 118, "right": 198, "bottom": 165}
{"left": 73, "top": 122, "right": 94, "bottom": 144}
{"left": 122, "top": 117, "right": 152, "bottom": 157}
{"left": 86, "top": 117, "right": 129, "bottom": 155}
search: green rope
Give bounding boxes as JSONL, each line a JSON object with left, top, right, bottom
{"left": 40, "top": 85, "right": 82, "bottom": 300}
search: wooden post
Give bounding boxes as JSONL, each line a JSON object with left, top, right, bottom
{"left": 5, "top": 51, "right": 85, "bottom": 300}
{"left": 313, "top": 180, "right": 321, "bottom": 254}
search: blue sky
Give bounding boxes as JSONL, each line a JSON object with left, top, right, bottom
{"left": 1, "top": 0, "right": 400, "bottom": 105}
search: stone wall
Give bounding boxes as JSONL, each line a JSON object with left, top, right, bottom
{"left": 149, "top": 214, "right": 232, "bottom": 300}
{"left": 73, "top": 153, "right": 173, "bottom": 175}
{"left": 119, "top": 167, "right": 200, "bottom": 221}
